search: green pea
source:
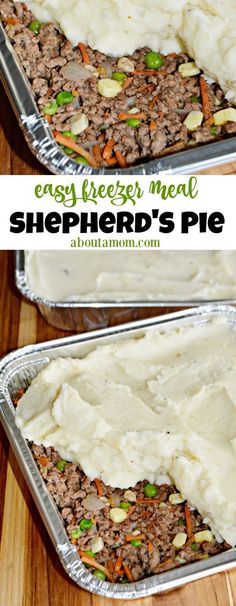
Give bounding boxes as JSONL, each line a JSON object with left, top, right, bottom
{"left": 112, "top": 71, "right": 127, "bottom": 84}
{"left": 56, "top": 90, "right": 74, "bottom": 106}
{"left": 61, "top": 146, "right": 73, "bottom": 155}
{"left": 43, "top": 100, "right": 58, "bottom": 116}
{"left": 120, "top": 578, "right": 129, "bottom": 584}
{"left": 61, "top": 132, "right": 77, "bottom": 155}
{"left": 126, "top": 118, "right": 141, "bottom": 128}
{"left": 63, "top": 130, "right": 77, "bottom": 140}
{"left": 28, "top": 19, "right": 41, "bottom": 34}
{"left": 177, "top": 518, "right": 185, "bottom": 526}
{"left": 144, "top": 483, "right": 158, "bottom": 498}
{"left": 85, "top": 550, "right": 96, "bottom": 558}
{"left": 191, "top": 543, "right": 198, "bottom": 551}
{"left": 56, "top": 459, "right": 67, "bottom": 472}
{"left": 210, "top": 126, "right": 218, "bottom": 136}
{"left": 120, "top": 502, "right": 131, "bottom": 512}
{"left": 130, "top": 540, "right": 142, "bottom": 547}
{"left": 190, "top": 95, "right": 200, "bottom": 103}
{"left": 74, "top": 155, "right": 90, "bottom": 166}
{"left": 70, "top": 528, "right": 81, "bottom": 539}
{"left": 80, "top": 518, "right": 93, "bottom": 531}
{"left": 93, "top": 570, "right": 106, "bottom": 581}
{"left": 145, "top": 51, "right": 164, "bottom": 70}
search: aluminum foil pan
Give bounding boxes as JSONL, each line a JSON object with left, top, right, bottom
{"left": 1, "top": 21, "right": 236, "bottom": 175}
{"left": 15, "top": 250, "right": 236, "bottom": 332}
{"left": 1, "top": 305, "right": 236, "bottom": 598}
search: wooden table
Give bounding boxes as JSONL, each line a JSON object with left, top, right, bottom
{"left": 1, "top": 82, "right": 236, "bottom": 175}
{"left": 1, "top": 250, "right": 236, "bottom": 606}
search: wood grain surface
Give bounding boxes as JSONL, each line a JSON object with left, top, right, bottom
{"left": 1, "top": 250, "right": 236, "bottom": 606}
{"left": 1, "top": 82, "right": 236, "bottom": 176}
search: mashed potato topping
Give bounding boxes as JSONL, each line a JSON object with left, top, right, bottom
{"left": 24, "top": 0, "right": 236, "bottom": 100}
{"left": 16, "top": 316, "right": 236, "bottom": 545}
{"left": 25, "top": 250, "right": 236, "bottom": 302}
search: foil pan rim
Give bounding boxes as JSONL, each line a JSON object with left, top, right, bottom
{"left": 1, "top": 22, "right": 236, "bottom": 174}
{"left": 0, "top": 306, "right": 236, "bottom": 598}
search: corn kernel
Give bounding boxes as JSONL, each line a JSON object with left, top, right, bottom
{"left": 178, "top": 62, "right": 201, "bottom": 77}
{"left": 109, "top": 508, "right": 128, "bottom": 523}
{"left": 194, "top": 530, "right": 213, "bottom": 543}
{"left": 184, "top": 110, "right": 204, "bottom": 131}
{"left": 124, "top": 490, "right": 137, "bottom": 502}
{"left": 169, "top": 493, "right": 185, "bottom": 505}
{"left": 90, "top": 537, "right": 104, "bottom": 553}
{"left": 172, "top": 532, "right": 187, "bottom": 549}
{"left": 98, "top": 78, "right": 122, "bottom": 98}
{"left": 213, "top": 108, "right": 236, "bottom": 126}
{"left": 117, "top": 57, "right": 134, "bottom": 73}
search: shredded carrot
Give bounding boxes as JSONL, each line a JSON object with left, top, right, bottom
{"left": 184, "top": 503, "right": 193, "bottom": 539}
{"left": 44, "top": 114, "right": 52, "bottom": 124}
{"left": 159, "top": 141, "right": 185, "bottom": 157}
{"left": 122, "top": 77, "right": 133, "bottom": 90}
{"left": 148, "top": 95, "right": 159, "bottom": 111}
{"left": 115, "top": 556, "right": 123, "bottom": 574}
{"left": 53, "top": 131, "right": 98, "bottom": 168}
{"left": 94, "top": 478, "right": 103, "bottom": 497}
{"left": 132, "top": 69, "right": 160, "bottom": 77}
{"left": 127, "top": 505, "right": 136, "bottom": 517}
{"left": 38, "top": 456, "right": 49, "bottom": 467}
{"left": 204, "top": 116, "right": 214, "bottom": 127}
{"left": 118, "top": 112, "right": 147, "bottom": 121}
{"left": 107, "top": 560, "right": 115, "bottom": 574}
{"left": 125, "top": 534, "right": 146, "bottom": 542}
{"left": 2, "top": 17, "right": 20, "bottom": 24}
{"left": 123, "top": 565, "right": 134, "bottom": 583}
{"left": 71, "top": 538, "right": 78, "bottom": 545}
{"left": 102, "top": 139, "right": 117, "bottom": 166}
{"left": 200, "top": 75, "right": 212, "bottom": 120}
{"left": 148, "top": 542, "right": 154, "bottom": 553}
{"left": 137, "top": 83, "right": 156, "bottom": 94}
{"left": 78, "top": 42, "right": 90, "bottom": 65}
{"left": 150, "top": 120, "right": 157, "bottom": 130}
{"left": 156, "top": 558, "right": 173, "bottom": 570}
{"left": 93, "top": 144, "right": 103, "bottom": 166}
{"left": 79, "top": 552, "right": 114, "bottom": 582}
{"left": 115, "top": 150, "right": 128, "bottom": 168}
{"left": 136, "top": 498, "right": 162, "bottom": 505}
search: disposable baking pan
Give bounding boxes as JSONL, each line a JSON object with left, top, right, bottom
{"left": 15, "top": 250, "right": 236, "bottom": 331}
{"left": 1, "top": 305, "right": 236, "bottom": 599}
{"left": 1, "top": 21, "right": 236, "bottom": 175}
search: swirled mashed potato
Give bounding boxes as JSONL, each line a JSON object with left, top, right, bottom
{"left": 16, "top": 316, "right": 236, "bottom": 545}
{"left": 23, "top": 0, "right": 236, "bottom": 100}
{"left": 25, "top": 250, "right": 236, "bottom": 302}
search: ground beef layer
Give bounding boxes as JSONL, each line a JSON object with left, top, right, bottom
{"left": 31, "top": 443, "right": 229, "bottom": 584}
{"left": 1, "top": 0, "right": 236, "bottom": 169}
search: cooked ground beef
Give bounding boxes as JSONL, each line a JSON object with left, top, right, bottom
{"left": 30, "top": 443, "right": 230, "bottom": 584}
{"left": 1, "top": 0, "right": 236, "bottom": 169}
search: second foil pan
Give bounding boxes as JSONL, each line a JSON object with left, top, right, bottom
{"left": 15, "top": 250, "right": 236, "bottom": 331}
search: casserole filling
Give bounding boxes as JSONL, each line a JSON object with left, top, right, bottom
{"left": 2, "top": 0, "right": 236, "bottom": 168}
